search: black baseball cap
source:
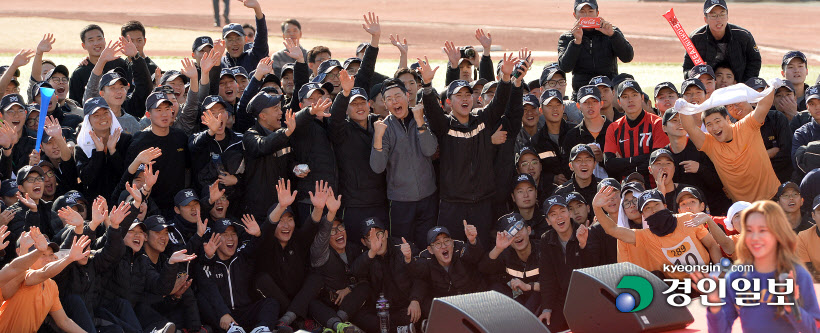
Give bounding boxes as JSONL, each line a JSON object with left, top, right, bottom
{"left": 569, "top": 144, "right": 594, "bottom": 161}
{"left": 160, "top": 70, "right": 187, "bottom": 86}
{"left": 813, "top": 194, "right": 820, "bottom": 211}
{"left": 676, "top": 186, "right": 705, "bottom": 204}
{"left": 616, "top": 80, "right": 643, "bottom": 98}
{"left": 219, "top": 68, "right": 235, "bottom": 80}
{"left": 543, "top": 195, "right": 568, "bottom": 215}
{"left": 247, "top": 92, "right": 284, "bottom": 116}
{"left": 202, "top": 95, "right": 235, "bottom": 114}
{"left": 83, "top": 97, "right": 110, "bottom": 116}
{"left": 16, "top": 165, "right": 45, "bottom": 183}
{"left": 744, "top": 77, "right": 768, "bottom": 91}
{"left": 314, "top": 59, "right": 343, "bottom": 82}
{"left": 192, "top": 36, "right": 214, "bottom": 52}
{"left": 0, "top": 93, "right": 26, "bottom": 112}
{"left": 343, "top": 57, "right": 362, "bottom": 69}
{"left": 222, "top": 23, "right": 245, "bottom": 39}
{"left": 51, "top": 190, "right": 87, "bottom": 213}
{"left": 782, "top": 51, "right": 807, "bottom": 69}
{"left": 261, "top": 74, "right": 282, "bottom": 89}
{"left": 356, "top": 43, "right": 369, "bottom": 55}
{"left": 523, "top": 94, "right": 539, "bottom": 107}
{"left": 681, "top": 79, "right": 707, "bottom": 94}
{"left": 589, "top": 75, "right": 612, "bottom": 88}
{"left": 144, "top": 215, "right": 172, "bottom": 232}
{"left": 540, "top": 89, "right": 563, "bottom": 105}
{"left": 426, "top": 226, "right": 451, "bottom": 246}
{"left": 145, "top": 91, "right": 172, "bottom": 111}
{"left": 230, "top": 66, "right": 249, "bottom": 79}
{"left": 45, "top": 65, "right": 69, "bottom": 82}
{"left": 597, "top": 178, "right": 621, "bottom": 192}
{"left": 280, "top": 63, "right": 295, "bottom": 78}
{"left": 361, "top": 216, "right": 386, "bottom": 238}
{"left": 624, "top": 172, "right": 646, "bottom": 186}
{"left": 621, "top": 181, "right": 646, "bottom": 196}
{"left": 637, "top": 189, "right": 665, "bottom": 212}
{"left": 775, "top": 181, "right": 801, "bottom": 200}
{"left": 497, "top": 212, "right": 526, "bottom": 236}
{"left": 128, "top": 220, "right": 147, "bottom": 232}
{"left": 689, "top": 64, "right": 715, "bottom": 80}
{"left": 704, "top": 0, "right": 727, "bottom": 14}
{"left": 515, "top": 146, "right": 539, "bottom": 165}
{"left": 0, "top": 66, "right": 20, "bottom": 78}
{"left": 649, "top": 148, "right": 674, "bottom": 165}
{"left": 100, "top": 70, "right": 128, "bottom": 88}
{"left": 369, "top": 82, "right": 384, "bottom": 100}
{"left": 654, "top": 82, "right": 679, "bottom": 98}
{"left": 574, "top": 0, "right": 598, "bottom": 12}
{"left": 662, "top": 108, "right": 679, "bottom": 126}
{"left": 778, "top": 80, "right": 796, "bottom": 93}
{"left": 806, "top": 85, "right": 820, "bottom": 104}
{"left": 539, "top": 65, "right": 565, "bottom": 87}
{"left": 174, "top": 189, "right": 199, "bottom": 207}
{"left": 380, "top": 78, "right": 407, "bottom": 97}
{"left": 481, "top": 81, "right": 499, "bottom": 95}
{"left": 298, "top": 82, "right": 333, "bottom": 101}
{"left": 577, "top": 85, "right": 601, "bottom": 103}
{"left": 446, "top": 80, "right": 472, "bottom": 98}
{"left": 0, "top": 179, "right": 18, "bottom": 197}
{"left": 470, "top": 78, "right": 489, "bottom": 91}
{"left": 565, "top": 192, "right": 586, "bottom": 205}
{"left": 513, "top": 173, "right": 537, "bottom": 189}
{"left": 213, "top": 218, "right": 238, "bottom": 234}
{"left": 350, "top": 87, "right": 368, "bottom": 102}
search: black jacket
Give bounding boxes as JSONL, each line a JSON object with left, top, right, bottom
{"left": 352, "top": 237, "right": 422, "bottom": 309}
{"left": 75, "top": 133, "right": 133, "bottom": 201}
{"left": 493, "top": 87, "right": 525, "bottom": 212}
{"left": 683, "top": 23, "right": 761, "bottom": 83}
{"left": 530, "top": 120, "right": 574, "bottom": 185}
{"left": 558, "top": 28, "right": 634, "bottom": 94}
{"left": 256, "top": 214, "right": 320, "bottom": 298}
{"left": 189, "top": 128, "right": 244, "bottom": 197}
{"left": 166, "top": 214, "right": 207, "bottom": 257}
{"left": 327, "top": 93, "right": 387, "bottom": 208}
{"left": 410, "top": 240, "right": 485, "bottom": 298}
{"left": 241, "top": 108, "right": 311, "bottom": 218}
{"left": 445, "top": 55, "right": 495, "bottom": 86}
{"left": 665, "top": 140, "right": 731, "bottom": 216}
{"left": 554, "top": 176, "right": 602, "bottom": 208}
{"left": 103, "top": 246, "right": 179, "bottom": 306}
{"left": 54, "top": 225, "right": 124, "bottom": 316}
{"left": 421, "top": 80, "right": 512, "bottom": 203}
{"left": 479, "top": 239, "right": 542, "bottom": 287}
{"left": 539, "top": 224, "right": 597, "bottom": 312}
{"left": 290, "top": 116, "right": 338, "bottom": 206}
{"left": 562, "top": 118, "right": 611, "bottom": 159}
{"left": 310, "top": 215, "right": 366, "bottom": 292}
{"left": 199, "top": 229, "right": 264, "bottom": 316}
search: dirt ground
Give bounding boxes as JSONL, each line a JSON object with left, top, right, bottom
{"left": 0, "top": 0, "right": 818, "bottom": 64}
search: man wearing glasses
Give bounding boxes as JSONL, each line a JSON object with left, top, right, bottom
{"left": 540, "top": 65, "right": 582, "bottom": 125}
{"left": 45, "top": 65, "right": 84, "bottom": 118}
{"left": 5, "top": 166, "right": 59, "bottom": 252}
{"left": 683, "top": 0, "right": 761, "bottom": 82}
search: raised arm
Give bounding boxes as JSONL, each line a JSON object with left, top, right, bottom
{"left": 591, "top": 186, "right": 636, "bottom": 244}
{"left": 389, "top": 35, "right": 408, "bottom": 70}
{"left": 31, "top": 34, "right": 56, "bottom": 83}
{"left": 0, "top": 50, "right": 34, "bottom": 98}
{"left": 681, "top": 113, "right": 707, "bottom": 149}
{"left": 751, "top": 86, "right": 776, "bottom": 125}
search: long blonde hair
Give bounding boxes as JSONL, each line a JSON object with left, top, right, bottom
{"left": 736, "top": 201, "right": 800, "bottom": 273}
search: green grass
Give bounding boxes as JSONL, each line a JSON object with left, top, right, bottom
{"left": 0, "top": 53, "right": 805, "bottom": 100}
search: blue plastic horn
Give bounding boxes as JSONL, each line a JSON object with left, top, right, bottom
{"left": 35, "top": 87, "right": 55, "bottom": 152}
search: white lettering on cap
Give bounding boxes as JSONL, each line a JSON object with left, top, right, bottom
{"left": 9, "top": 96, "right": 17, "bottom": 102}
{"left": 548, "top": 198, "right": 557, "bottom": 205}
{"left": 507, "top": 216, "right": 516, "bottom": 223}
{"left": 185, "top": 191, "right": 194, "bottom": 197}
{"left": 593, "top": 78, "right": 602, "bottom": 84}
{"left": 585, "top": 87, "right": 593, "bottom": 94}
{"left": 366, "top": 219, "right": 374, "bottom": 226}
{"left": 550, "top": 91, "right": 557, "bottom": 96}
{"left": 712, "top": 0, "right": 719, "bottom": 4}
{"left": 157, "top": 216, "right": 165, "bottom": 224}
{"left": 517, "top": 175, "right": 528, "bottom": 182}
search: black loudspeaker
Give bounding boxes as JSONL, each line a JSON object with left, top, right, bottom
{"left": 426, "top": 291, "right": 550, "bottom": 333}
{"left": 564, "top": 262, "right": 694, "bottom": 333}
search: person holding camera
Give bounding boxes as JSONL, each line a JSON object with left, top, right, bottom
{"left": 557, "top": 0, "right": 634, "bottom": 97}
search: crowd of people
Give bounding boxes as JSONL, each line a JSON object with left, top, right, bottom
{"left": 0, "top": 0, "right": 818, "bottom": 332}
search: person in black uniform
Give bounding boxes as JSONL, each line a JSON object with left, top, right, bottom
{"left": 352, "top": 216, "right": 423, "bottom": 332}
{"left": 479, "top": 213, "right": 542, "bottom": 314}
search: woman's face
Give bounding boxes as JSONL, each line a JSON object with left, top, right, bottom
{"left": 743, "top": 212, "right": 777, "bottom": 261}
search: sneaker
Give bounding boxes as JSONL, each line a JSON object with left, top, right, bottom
{"left": 249, "top": 326, "right": 272, "bottom": 333}
{"left": 335, "top": 322, "right": 364, "bottom": 333}
{"left": 155, "top": 322, "right": 175, "bottom": 333}
{"left": 227, "top": 323, "right": 247, "bottom": 333}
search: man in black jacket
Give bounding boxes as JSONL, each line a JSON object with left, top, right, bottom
{"left": 557, "top": 0, "right": 634, "bottom": 95}
{"left": 537, "top": 195, "right": 597, "bottom": 331}
{"left": 683, "top": 0, "right": 761, "bottom": 83}
{"left": 241, "top": 91, "right": 328, "bottom": 220}
{"left": 352, "top": 217, "right": 423, "bottom": 332}
{"left": 189, "top": 95, "right": 244, "bottom": 200}
{"left": 479, "top": 213, "right": 542, "bottom": 314}
{"left": 69, "top": 24, "right": 129, "bottom": 106}
{"left": 418, "top": 53, "right": 519, "bottom": 247}
{"left": 554, "top": 144, "right": 602, "bottom": 206}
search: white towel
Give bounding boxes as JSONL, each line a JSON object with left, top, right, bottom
{"left": 674, "top": 78, "right": 785, "bottom": 115}
{"left": 76, "top": 110, "right": 123, "bottom": 158}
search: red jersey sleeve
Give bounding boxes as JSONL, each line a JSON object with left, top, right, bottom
{"left": 651, "top": 117, "right": 670, "bottom": 148}
{"left": 604, "top": 120, "right": 620, "bottom": 155}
